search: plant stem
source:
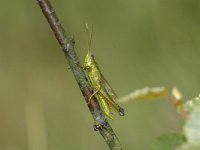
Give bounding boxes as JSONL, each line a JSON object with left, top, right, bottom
{"left": 36, "top": 0, "right": 122, "bottom": 149}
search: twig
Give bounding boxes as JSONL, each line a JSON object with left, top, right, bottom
{"left": 36, "top": 0, "right": 122, "bottom": 149}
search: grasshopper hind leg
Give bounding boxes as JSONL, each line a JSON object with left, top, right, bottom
{"left": 87, "top": 87, "right": 100, "bottom": 104}
{"left": 98, "top": 90, "right": 125, "bottom": 117}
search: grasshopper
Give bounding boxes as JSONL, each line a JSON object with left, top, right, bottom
{"left": 83, "top": 28, "right": 125, "bottom": 119}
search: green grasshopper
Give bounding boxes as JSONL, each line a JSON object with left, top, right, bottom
{"left": 83, "top": 28, "right": 125, "bottom": 119}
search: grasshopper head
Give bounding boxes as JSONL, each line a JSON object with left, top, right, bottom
{"left": 84, "top": 50, "right": 93, "bottom": 71}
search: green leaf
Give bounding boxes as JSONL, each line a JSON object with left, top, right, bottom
{"left": 184, "top": 95, "right": 200, "bottom": 113}
{"left": 150, "top": 133, "right": 185, "bottom": 150}
{"left": 178, "top": 104, "right": 200, "bottom": 149}
{"left": 150, "top": 95, "right": 200, "bottom": 150}
{"left": 184, "top": 106, "right": 200, "bottom": 144}
{"left": 178, "top": 144, "right": 200, "bottom": 150}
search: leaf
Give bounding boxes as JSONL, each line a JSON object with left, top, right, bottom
{"left": 184, "top": 95, "right": 200, "bottom": 113}
{"left": 150, "top": 133, "right": 185, "bottom": 150}
{"left": 118, "top": 87, "right": 168, "bottom": 103}
{"left": 150, "top": 94, "right": 200, "bottom": 150}
{"left": 178, "top": 100, "right": 200, "bottom": 149}
{"left": 184, "top": 106, "right": 200, "bottom": 144}
{"left": 178, "top": 144, "right": 200, "bottom": 150}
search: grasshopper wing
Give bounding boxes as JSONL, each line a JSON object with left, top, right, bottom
{"left": 99, "top": 74, "right": 125, "bottom": 116}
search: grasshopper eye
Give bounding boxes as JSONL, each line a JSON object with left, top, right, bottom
{"left": 84, "top": 66, "right": 91, "bottom": 71}
{"left": 91, "top": 54, "right": 95, "bottom": 60}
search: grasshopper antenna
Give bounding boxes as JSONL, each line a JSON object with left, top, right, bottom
{"left": 86, "top": 23, "right": 93, "bottom": 54}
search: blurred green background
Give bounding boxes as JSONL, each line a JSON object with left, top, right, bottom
{"left": 0, "top": 0, "right": 200, "bottom": 149}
